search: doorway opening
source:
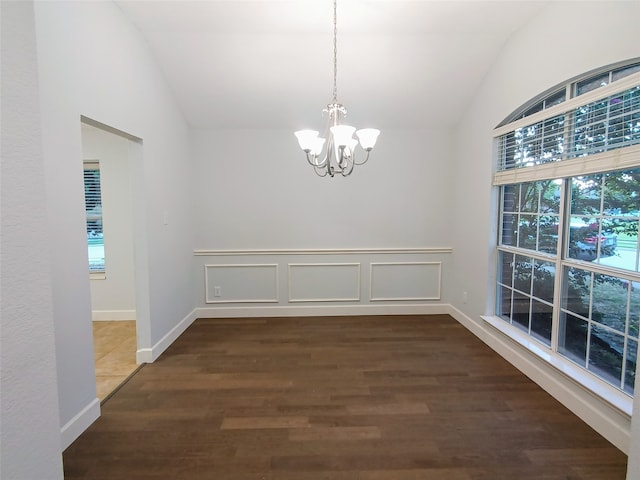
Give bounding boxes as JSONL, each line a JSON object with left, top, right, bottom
{"left": 80, "top": 119, "right": 144, "bottom": 401}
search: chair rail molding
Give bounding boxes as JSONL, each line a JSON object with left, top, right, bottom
{"left": 194, "top": 246, "right": 453, "bottom": 315}
{"left": 194, "top": 247, "right": 452, "bottom": 256}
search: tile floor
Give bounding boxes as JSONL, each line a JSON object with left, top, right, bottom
{"left": 92, "top": 320, "right": 138, "bottom": 401}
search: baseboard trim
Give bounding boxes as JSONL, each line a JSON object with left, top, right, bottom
{"left": 447, "top": 305, "right": 630, "bottom": 453}
{"left": 92, "top": 309, "right": 136, "bottom": 321}
{"left": 60, "top": 397, "right": 100, "bottom": 451}
{"left": 195, "top": 303, "right": 450, "bottom": 319}
{"left": 136, "top": 308, "right": 198, "bottom": 363}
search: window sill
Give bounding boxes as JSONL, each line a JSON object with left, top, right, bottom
{"left": 90, "top": 272, "right": 106, "bottom": 280}
{"left": 482, "top": 315, "right": 633, "bottom": 417}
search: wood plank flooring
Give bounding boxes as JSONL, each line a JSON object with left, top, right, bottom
{"left": 64, "top": 315, "right": 628, "bottom": 479}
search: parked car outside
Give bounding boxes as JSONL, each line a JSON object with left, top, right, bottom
{"left": 568, "top": 221, "right": 617, "bottom": 261}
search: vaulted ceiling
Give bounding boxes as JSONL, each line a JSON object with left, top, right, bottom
{"left": 114, "top": 0, "right": 550, "bottom": 129}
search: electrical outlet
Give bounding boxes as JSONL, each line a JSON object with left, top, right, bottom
{"left": 463, "top": 291, "right": 468, "bottom": 304}
{"left": 214, "top": 286, "right": 222, "bottom": 297}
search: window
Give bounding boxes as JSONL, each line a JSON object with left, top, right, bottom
{"left": 494, "top": 61, "right": 640, "bottom": 398}
{"left": 84, "top": 161, "right": 104, "bottom": 274}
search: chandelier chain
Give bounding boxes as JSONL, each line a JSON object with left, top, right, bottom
{"left": 332, "top": 0, "right": 338, "bottom": 103}
{"left": 293, "top": 0, "right": 379, "bottom": 177}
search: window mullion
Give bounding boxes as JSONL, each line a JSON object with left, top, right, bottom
{"left": 551, "top": 179, "right": 568, "bottom": 353}
{"left": 621, "top": 285, "right": 632, "bottom": 391}
{"left": 563, "top": 95, "right": 574, "bottom": 167}
{"left": 585, "top": 272, "right": 595, "bottom": 372}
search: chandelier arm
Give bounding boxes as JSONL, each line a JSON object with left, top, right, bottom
{"left": 313, "top": 165, "right": 329, "bottom": 177}
{"left": 327, "top": 164, "right": 335, "bottom": 177}
{"left": 325, "top": 132, "right": 336, "bottom": 173}
{"left": 353, "top": 150, "right": 371, "bottom": 166}
{"left": 342, "top": 148, "right": 355, "bottom": 170}
{"left": 337, "top": 146, "right": 346, "bottom": 168}
{"left": 306, "top": 152, "right": 328, "bottom": 168}
{"left": 305, "top": 153, "right": 316, "bottom": 166}
{"left": 341, "top": 157, "right": 354, "bottom": 176}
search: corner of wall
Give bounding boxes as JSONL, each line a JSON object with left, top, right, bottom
{"left": 137, "top": 308, "right": 198, "bottom": 363}
{"left": 60, "top": 398, "right": 100, "bottom": 451}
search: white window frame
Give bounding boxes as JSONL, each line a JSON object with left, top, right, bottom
{"left": 489, "top": 65, "right": 640, "bottom": 414}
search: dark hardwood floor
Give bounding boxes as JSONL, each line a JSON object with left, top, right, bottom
{"left": 63, "top": 315, "right": 628, "bottom": 479}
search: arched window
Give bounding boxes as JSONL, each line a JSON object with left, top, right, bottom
{"left": 493, "top": 60, "right": 640, "bottom": 404}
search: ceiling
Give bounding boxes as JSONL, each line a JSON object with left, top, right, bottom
{"left": 114, "top": 0, "right": 550, "bottom": 130}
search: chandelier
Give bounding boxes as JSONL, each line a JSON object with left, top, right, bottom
{"left": 294, "top": 0, "right": 380, "bottom": 177}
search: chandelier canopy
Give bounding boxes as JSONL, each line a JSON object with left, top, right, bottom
{"left": 294, "top": 0, "right": 380, "bottom": 177}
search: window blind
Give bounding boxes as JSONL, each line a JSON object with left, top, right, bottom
{"left": 83, "top": 161, "right": 104, "bottom": 273}
{"left": 494, "top": 72, "right": 640, "bottom": 186}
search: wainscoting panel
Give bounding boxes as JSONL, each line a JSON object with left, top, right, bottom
{"left": 195, "top": 248, "right": 452, "bottom": 314}
{"left": 288, "top": 263, "right": 361, "bottom": 302}
{"left": 370, "top": 262, "right": 442, "bottom": 301}
{"left": 205, "top": 264, "right": 279, "bottom": 303}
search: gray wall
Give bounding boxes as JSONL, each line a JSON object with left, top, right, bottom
{"left": 33, "top": 0, "right": 194, "bottom": 447}
{"left": 192, "top": 128, "right": 454, "bottom": 250}
{"left": 0, "top": 1, "right": 64, "bottom": 478}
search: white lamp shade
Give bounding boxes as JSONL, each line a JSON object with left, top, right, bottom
{"left": 355, "top": 128, "right": 380, "bottom": 150}
{"left": 311, "top": 137, "right": 326, "bottom": 156}
{"left": 347, "top": 138, "right": 358, "bottom": 152}
{"left": 330, "top": 125, "right": 356, "bottom": 147}
{"left": 294, "top": 130, "right": 320, "bottom": 152}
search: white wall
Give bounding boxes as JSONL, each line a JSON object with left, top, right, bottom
{"left": 450, "top": 0, "right": 640, "bottom": 465}
{"left": 82, "top": 123, "right": 137, "bottom": 320}
{"left": 0, "top": 1, "right": 64, "bottom": 478}
{"left": 33, "top": 0, "right": 194, "bottom": 448}
{"left": 192, "top": 129, "right": 454, "bottom": 249}
{"left": 191, "top": 128, "right": 455, "bottom": 315}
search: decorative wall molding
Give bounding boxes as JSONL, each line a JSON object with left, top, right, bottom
{"left": 195, "top": 249, "right": 451, "bottom": 308}
{"left": 288, "top": 263, "right": 361, "bottom": 303}
{"left": 91, "top": 309, "right": 136, "bottom": 321}
{"left": 194, "top": 247, "right": 453, "bottom": 256}
{"left": 370, "top": 262, "right": 442, "bottom": 301}
{"left": 60, "top": 397, "right": 100, "bottom": 450}
{"left": 204, "top": 264, "right": 279, "bottom": 304}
